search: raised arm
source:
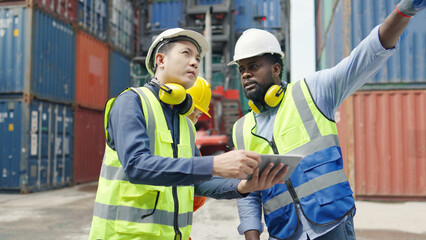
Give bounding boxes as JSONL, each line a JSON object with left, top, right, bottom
{"left": 379, "top": 0, "right": 426, "bottom": 49}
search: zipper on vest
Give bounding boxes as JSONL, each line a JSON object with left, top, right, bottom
{"left": 285, "top": 180, "right": 300, "bottom": 204}
{"left": 172, "top": 186, "right": 182, "bottom": 240}
{"left": 269, "top": 138, "right": 279, "bottom": 154}
{"left": 250, "top": 130, "right": 279, "bottom": 154}
{"left": 171, "top": 112, "right": 182, "bottom": 240}
{"left": 172, "top": 154, "right": 182, "bottom": 239}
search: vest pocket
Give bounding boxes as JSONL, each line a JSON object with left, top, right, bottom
{"left": 275, "top": 124, "right": 309, "bottom": 153}
{"left": 178, "top": 144, "right": 193, "bottom": 158}
{"left": 300, "top": 147, "right": 353, "bottom": 206}
{"left": 116, "top": 183, "right": 165, "bottom": 235}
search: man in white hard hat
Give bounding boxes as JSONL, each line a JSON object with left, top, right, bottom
{"left": 231, "top": 1, "right": 426, "bottom": 239}
{"left": 89, "top": 28, "right": 288, "bottom": 240}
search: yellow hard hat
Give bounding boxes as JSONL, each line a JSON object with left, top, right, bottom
{"left": 186, "top": 77, "right": 211, "bottom": 118}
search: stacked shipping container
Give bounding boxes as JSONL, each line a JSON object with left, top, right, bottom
{"left": 74, "top": 0, "right": 135, "bottom": 184}
{"left": 0, "top": 5, "right": 76, "bottom": 192}
{"left": 0, "top": 0, "right": 136, "bottom": 192}
{"left": 316, "top": 0, "right": 426, "bottom": 200}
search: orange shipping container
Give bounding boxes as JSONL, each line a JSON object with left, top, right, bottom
{"left": 74, "top": 107, "right": 105, "bottom": 183}
{"left": 76, "top": 31, "right": 108, "bottom": 110}
{"left": 337, "top": 90, "right": 426, "bottom": 200}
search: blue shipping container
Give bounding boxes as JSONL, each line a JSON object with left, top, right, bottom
{"left": 109, "top": 0, "right": 134, "bottom": 56}
{"left": 196, "top": 0, "right": 224, "bottom": 5}
{"left": 151, "top": 1, "right": 185, "bottom": 29}
{"left": 317, "top": 0, "right": 426, "bottom": 87}
{"left": 0, "top": 98, "right": 74, "bottom": 193}
{"left": 109, "top": 50, "right": 131, "bottom": 98}
{"left": 0, "top": 6, "right": 76, "bottom": 102}
{"left": 234, "top": 0, "right": 282, "bottom": 33}
{"left": 78, "top": 0, "right": 108, "bottom": 40}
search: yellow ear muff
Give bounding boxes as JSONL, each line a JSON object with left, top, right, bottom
{"left": 158, "top": 83, "right": 187, "bottom": 105}
{"left": 264, "top": 84, "right": 284, "bottom": 107}
{"left": 248, "top": 100, "right": 260, "bottom": 114}
{"left": 179, "top": 101, "right": 195, "bottom": 117}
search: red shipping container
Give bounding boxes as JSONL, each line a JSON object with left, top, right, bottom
{"left": 76, "top": 31, "right": 108, "bottom": 110}
{"left": 337, "top": 90, "right": 426, "bottom": 200}
{"left": 74, "top": 107, "right": 105, "bottom": 183}
{"left": 0, "top": 0, "right": 78, "bottom": 23}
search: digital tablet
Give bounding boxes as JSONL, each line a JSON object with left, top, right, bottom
{"left": 246, "top": 154, "right": 302, "bottom": 181}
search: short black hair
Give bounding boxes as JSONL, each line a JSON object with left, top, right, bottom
{"left": 157, "top": 41, "right": 176, "bottom": 55}
{"left": 152, "top": 42, "right": 176, "bottom": 73}
{"left": 265, "top": 53, "right": 284, "bottom": 79}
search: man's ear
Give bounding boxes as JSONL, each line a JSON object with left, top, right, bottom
{"left": 272, "top": 63, "right": 281, "bottom": 79}
{"left": 155, "top": 53, "right": 166, "bottom": 70}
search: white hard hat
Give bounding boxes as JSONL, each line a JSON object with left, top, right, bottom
{"left": 228, "top": 28, "right": 284, "bottom": 66}
{"left": 146, "top": 28, "right": 210, "bottom": 75}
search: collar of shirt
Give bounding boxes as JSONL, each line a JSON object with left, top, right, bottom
{"left": 254, "top": 105, "right": 279, "bottom": 141}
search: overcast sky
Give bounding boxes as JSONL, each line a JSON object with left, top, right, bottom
{"left": 290, "top": 0, "right": 315, "bottom": 82}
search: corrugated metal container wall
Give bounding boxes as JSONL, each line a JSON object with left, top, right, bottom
{"left": 317, "top": 0, "right": 426, "bottom": 88}
{"left": 109, "top": 0, "right": 133, "bottom": 56}
{"left": 196, "top": 0, "right": 224, "bottom": 4}
{"left": 133, "top": 5, "right": 139, "bottom": 55}
{"left": 0, "top": 7, "right": 27, "bottom": 95}
{"left": 78, "top": 0, "right": 108, "bottom": 41}
{"left": 74, "top": 107, "right": 104, "bottom": 183}
{"left": 0, "top": 7, "right": 76, "bottom": 103}
{"left": 26, "top": 0, "right": 77, "bottom": 23}
{"left": 76, "top": 31, "right": 108, "bottom": 110}
{"left": 109, "top": 50, "right": 130, "bottom": 98}
{"left": 234, "top": 0, "right": 282, "bottom": 33}
{"left": 352, "top": 90, "right": 426, "bottom": 199}
{"left": 32, "top": 9, "right": 76, "bottom": 102}
{"left": 151, "top": 0, "right": 185, "bottom": 30}
{"left": 0, "top": 98, "right": 73, "bottom": 193}
{"left": 335, "top": 96, "right": 356, "bottom": 191}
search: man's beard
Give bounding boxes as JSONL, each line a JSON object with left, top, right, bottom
{"left": 244, "top": 83, "right": 269, "bottom": 104}
{"left": 244, "top": 73, "right": 275, "bottom": 105}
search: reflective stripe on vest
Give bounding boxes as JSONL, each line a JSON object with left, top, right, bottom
{"left": 263, "top": 169, "right": 347, "bottom": 215}
{"left": 93, "top": 202, "right": 193, "bottom": 228}
{"left": 131, "top": 87, "right": 157, "bottom": 153}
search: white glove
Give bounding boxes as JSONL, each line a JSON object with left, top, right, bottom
{"left": 397, "top": 0, "right": 426, "bottom": 16}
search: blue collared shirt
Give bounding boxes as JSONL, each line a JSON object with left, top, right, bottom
{"left": 237, "top": 25, "right": 398, "bottom": 239}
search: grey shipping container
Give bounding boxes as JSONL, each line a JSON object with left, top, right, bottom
{"left": 316, "top": 0, "right": 426, "bottom": 89}
{"left": 0, "top": 6, "right": 76, "bottom": 102}
{"left": 0, "top": 97, "right": 74, "bottom": 193}
{"left": 109, "top": 0, "right": 134, "bottom": 56}
{"left": 78, "top": 0, "right": 108, "bottom": 41}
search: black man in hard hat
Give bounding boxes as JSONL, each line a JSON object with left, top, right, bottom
{"left": 230, "top": 1, "right": 426, "bottom": 239}
{"left": 89, "top": 28, "right": 289, "bottom": 240}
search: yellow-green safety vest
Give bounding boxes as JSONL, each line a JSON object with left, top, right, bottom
{"left": 89, "top": 87, "right": 196, "bottom": 240}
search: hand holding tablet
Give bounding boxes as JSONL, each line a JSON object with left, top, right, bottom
{"left": 246, "top": 154, "right": 302, "bottom": 181}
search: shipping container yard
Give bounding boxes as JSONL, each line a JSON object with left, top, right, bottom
{"left": 0, "top": 0, "right": 425, "bottom": 203}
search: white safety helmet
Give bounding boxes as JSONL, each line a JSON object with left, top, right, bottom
{"left": 145, "top": 28, "right": 210, "bottom": 75}
{"left": 228, "top": 28, "right": 284, "bottom": 66}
